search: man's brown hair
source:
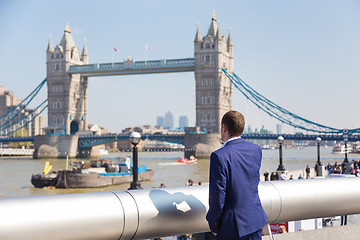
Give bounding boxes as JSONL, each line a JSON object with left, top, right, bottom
{"left": 221, "top": 111, "right": 245, "bottom": 137}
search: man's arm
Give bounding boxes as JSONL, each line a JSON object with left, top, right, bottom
{"left": 206, "top": 152, "right": 227, "bottom": 234}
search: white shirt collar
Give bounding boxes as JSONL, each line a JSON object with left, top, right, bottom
{"left": 221, "top": 136, "right": 242, "bottom": 148}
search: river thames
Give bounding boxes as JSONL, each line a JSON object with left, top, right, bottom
{"left": 1, "top": 146, "right": 359, "bottom": 199}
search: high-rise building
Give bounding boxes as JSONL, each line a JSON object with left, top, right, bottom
{"left": 164, "top": 111, "right": 174, "bottom": 129}
{"left": 179, "top": 116, "right": 188, "bottom": 129}
{"left": 276, "top": 124, "right": 282, "bottom": 135}
{"left": 156, "top": 116, "right": 164, "bottom": 127}
{"left": 0, "top": 86, "right": 22, "bottom": 115}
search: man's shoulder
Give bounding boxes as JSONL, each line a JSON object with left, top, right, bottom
{"left": 226, "top": 138, "right": 261, "bottom": 150}
{"left": 214, "top": 139, "right": 261, "bottom": 155}
{"left": 242, "top": 139, "right": 261, "bottom": 149}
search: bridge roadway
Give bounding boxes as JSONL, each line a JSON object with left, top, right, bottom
{"left": 0, "top": 133, "right": 358, "bottom": 147}
{"left": 68, "top": 58, "right": 195, "bottom": 77}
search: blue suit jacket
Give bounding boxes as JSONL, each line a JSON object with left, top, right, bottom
{"left": 206, "top": 138, "right": 267, "bottom": 239}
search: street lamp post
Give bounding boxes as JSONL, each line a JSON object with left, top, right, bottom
{"left": 277, "top": 136, "right": 285, "bottom": 171}
{"left": 129, "top": 132, "right": 142, "bottom": 190}
{"left": 316, "top": 137, "right": 322, "bottom": 166}
{"left": 344, "top": 138, "right": 349, "bottom": 163}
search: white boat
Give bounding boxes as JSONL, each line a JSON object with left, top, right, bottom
{"left": 99, "top": 149, "right": 109, "bottom": 156}
{"left": 332, "top": 144, "right": 352, "bottom": 154}
{"left": 262, "top": 145, "right": 275, "bottom": 150}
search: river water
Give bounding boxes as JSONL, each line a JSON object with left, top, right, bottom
{"left": 1, "top": 146, "right": 359, "bottom": 199}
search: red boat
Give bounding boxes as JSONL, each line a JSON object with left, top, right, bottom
{"left": 177, "top": 156, "right": 197, "bottom": 164}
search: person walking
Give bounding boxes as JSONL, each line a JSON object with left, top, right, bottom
{"left": 206, "top": 111, "right": 267, "bottom": 240}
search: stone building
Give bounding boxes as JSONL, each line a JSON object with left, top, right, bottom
{"left": 118, "top": 125, "right": 174, "bottom": 151}
{"left": 46, "top": 24, "right": 88, "bottom": 135}
{"left": 194, "top": 12, "right": 233, "bottom": 133}
{"left": 0, "top": 87, "right": 22, "bottom": 113}
{"left": 0, "top": 86, "right": 44, "bottom": 136}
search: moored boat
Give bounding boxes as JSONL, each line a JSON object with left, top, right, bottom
{"left": 31, "top": 158, "right": 154, "bottom": 188}
{"left": 332, "top": 143, "right": 352, "bottom": 154}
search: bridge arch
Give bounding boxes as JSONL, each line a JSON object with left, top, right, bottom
{"left": 70, "top": 120, "right": 79, "bottom": 135}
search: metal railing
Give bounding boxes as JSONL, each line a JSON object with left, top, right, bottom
{"left": 1, "top": 178, "right": 360, "bottom": 240}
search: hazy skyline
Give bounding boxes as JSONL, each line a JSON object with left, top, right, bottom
{"left": 1, "top": 0, "right": 359, "bottom": 133}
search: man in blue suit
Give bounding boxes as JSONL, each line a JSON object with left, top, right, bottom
{"left": 206, "top": 111, "right": 268, "bottom": 240}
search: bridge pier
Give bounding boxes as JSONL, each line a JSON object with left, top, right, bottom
{"left": 77, "top": 145, "right": 102, "bottom": 158}
{"left": 76, "top": 147, "right": 92, "bottom": 158}
{"left": 33, "top": 135, "right": 105, "bottom": 159}
{"left": 184, "top": 133, "right": 221, "bottom": 159}
{"left": 33, "top": 135, "right": 78, "bottom": 159}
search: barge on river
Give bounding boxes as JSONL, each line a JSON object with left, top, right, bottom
{"left": 31, "top": 158, "right": 154, "bottom": 188}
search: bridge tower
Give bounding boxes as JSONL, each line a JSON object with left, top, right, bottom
{"left": 46, "top": 24, "right": 88, "bottom": 136}
{"left": 194, "top": 12, "right": 233, "bottom": 133}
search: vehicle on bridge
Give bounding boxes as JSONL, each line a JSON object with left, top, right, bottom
{"left": 31, "top": 158, "right": 154, "bottom": 188}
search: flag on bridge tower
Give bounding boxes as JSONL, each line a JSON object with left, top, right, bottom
{"left": 145, "top": 44, "right": 152, "bottom": 50}
{"left": 145, "top": 44, "right": 152, "bottom": 65}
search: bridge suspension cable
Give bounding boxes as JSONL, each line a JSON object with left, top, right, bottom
{"left": 0, "top": 100, "right": 48, "bottom": 136}
{"left": 0, "top": 78, "right": 47, "bottom": 136}
{"left": 223, "top": 69, "right": 359, "bottom": 134}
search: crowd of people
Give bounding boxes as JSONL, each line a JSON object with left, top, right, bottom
{"left": 263, "top": 160, "right": 360, "bottom": 182}
{"left": 263, "top": 164, "right": 318, "bottom": 181}
{"left": 326, "top": 161, "right": 360, "bottom": 176}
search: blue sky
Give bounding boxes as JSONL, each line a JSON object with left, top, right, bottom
{"left": 0, "top": 0, "right": 360, "bottom": 133}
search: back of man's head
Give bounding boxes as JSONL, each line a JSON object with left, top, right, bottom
{"left": 221, "top": 111, "right": 245, "bottom": 137}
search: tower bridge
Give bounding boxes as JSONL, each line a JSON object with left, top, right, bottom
{"left": 34, "top": 13, "right": 232, "bottom": 158}
{"left": 46, "top": 14, "right": 231, "bottom": 138}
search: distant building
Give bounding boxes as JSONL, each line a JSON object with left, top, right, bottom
{"left": 259, "top": 125, "right": 272, "bottom": 134}
{"left": 122, "top": 125, "right": 168, "bottom": 135}
{"left": 246, "top": 125, "right": 253, "bottom": 134}
{"left": 87, "top": 124, "right": 107, "bottom": 135}
{"left": 164, "top": 111, "right": 174, "bottom": 129}
{"left": 0, "top": 86, "right": 45, "bottom": 136}
{"left": 156, "top": 116, "right": 164, "bottom": 127}
{"left": 118, "top": 125, "right": 173, "bottom": 151}
{"left": 179, "top": 116, "right": 188, "bottom": 129}
{"left": 0, "top": 86, "right": 22, "bottom": 115}
{"left": 276, "top": 124, "right": 282, "bottom": 134}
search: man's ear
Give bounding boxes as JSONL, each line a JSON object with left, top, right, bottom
{"left": 222, "top": 123, "right": 227, "bottom": 133}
